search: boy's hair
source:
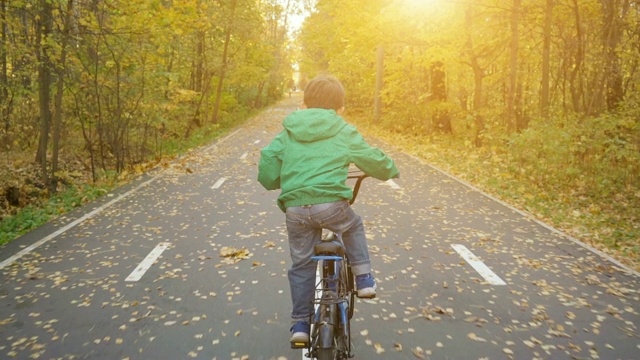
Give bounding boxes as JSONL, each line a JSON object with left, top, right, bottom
{"left": 303, "top": 75, "right": 345, "bottom": 111}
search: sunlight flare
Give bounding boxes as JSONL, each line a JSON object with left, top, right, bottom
{"left": 402, "top": 0, "right": 441, "bottom": 11}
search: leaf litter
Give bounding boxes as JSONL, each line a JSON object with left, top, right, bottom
{"left": 1, "top": 96, "right": 639, "bottom": 359}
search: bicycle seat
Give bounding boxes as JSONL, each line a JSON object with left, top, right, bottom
{"left": 314, "top": 240, "right": 346, "bottom": 256}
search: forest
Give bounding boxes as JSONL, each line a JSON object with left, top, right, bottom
{"left": 0, "top": 0, "right": 299, "bottom": 241}
{"left": 1, "top": 0, "right": 639, "bottom": 269}
{"left": 296, "top": 0, "right": 639, "bottom": 269}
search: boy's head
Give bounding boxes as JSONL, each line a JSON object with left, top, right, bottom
{"left": 303, "top": 75, "right": 345, "bottom": 112}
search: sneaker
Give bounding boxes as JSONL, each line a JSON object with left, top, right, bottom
{"left": 356, "top": 273, "right": 377, "bottom": 298}
{"left": 290, "top": 321, "right": 310, "bottom": 346}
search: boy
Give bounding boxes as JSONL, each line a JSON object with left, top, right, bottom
{"left": 257, "top": 75, "right": 399, "bottom": 345}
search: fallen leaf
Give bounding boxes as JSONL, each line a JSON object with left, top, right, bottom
{"left": 468, "top": 332, "right": 487, "bottom": 342}
{"left": 412, "top": 347, "right": 426, "bottom": 359}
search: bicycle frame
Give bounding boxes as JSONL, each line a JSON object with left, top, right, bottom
{"left": 308, "top": 251, "right": 353, "bottom": 359}
{"left": 298, "top": 171, "right": 368, "bottom": 359}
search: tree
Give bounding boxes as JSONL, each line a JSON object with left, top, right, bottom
{"left": 0, "top": 0, "right": 10, "bottom": 149}
{"left": 212, "top": 0, "right": 238, "bottom": 124}
{"left": 35, "top": 0, "right": 53, "bottom": 188}
{"left": 598, "top": 0, "right": 630, "bottom": 112}
{"left": 50, "top": 0, "right": 75, "bottom": 192}
{"left": 430, "top": 61, "right": 452, "bottom": 133}
{"left": 462, "top": 3, "right": 494, "bottom": 147}
{"left": 540, "top": 0, "right": 553, "bottom": 118}
{"left": 507, "top": 0, "right": 522, "bottom": 132}
{"left": 1, "top": 0, "right": 294, "bottom": 193}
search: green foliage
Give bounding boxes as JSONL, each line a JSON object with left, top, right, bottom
{"left": 509, "top": 113, "right": 639, "bottom": 199}
{"left": 297, "top": 0, "right": 386, "bottom": 107}
{"left": 355, "top": 110, "right": 639, "bottom": 267}
{"left": 0, "top": 0, "right": 299, "bottom": 245}
{"left": 298, "top": 0, "right": 640, "bottom": 267}
{"left": 497, "top": 113, "right": 638, "bottom": 258}
{"left": 0, "top": 113, "right": 255, "bottom": 246}
{"left": 1, "top": 0, "right": 294, "bottom": 173}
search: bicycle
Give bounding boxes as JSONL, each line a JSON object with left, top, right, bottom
{"left": 291, "top": 171, "right": 369, "bottom": 360}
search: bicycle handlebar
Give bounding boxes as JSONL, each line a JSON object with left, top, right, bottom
{"left": 347, "top": 170, "right": 369, "bottom": 205}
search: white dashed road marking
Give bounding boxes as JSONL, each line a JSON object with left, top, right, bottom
{"left": 125, "top": 242, "right": 170, "bottom": 282}
{"left": 451, "top": 244, "right": 507, "bottom": 285}
{"left": 385, "top": 179, "right": 401, "bottom": 190}
{"left": 211, "top": 177, "right": 227, "bottom": 189}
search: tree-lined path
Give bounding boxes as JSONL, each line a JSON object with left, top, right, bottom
{"left": 1, "top": 95, "right": 638, "bottom": 359}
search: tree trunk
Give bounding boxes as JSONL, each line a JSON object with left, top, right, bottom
{"left": 0, "top": 0, "right": 10, "bottom": 149}
{"left": 569, "top": 0, "right": 584, "bottom": 113}
{"left": 472, "top": 71, "right": 485, "bottom": 148}
{"left": 212, "top": 0, "right": 237, "bottom": 124}
{"left": 50, "top": 0, "right": 74, "bottom": 193}
{"left": 507, "top": 0, "right": 521, "bottom": 132}
{"left": 540, "top": 0, "right": 553, "bottom": 118}
{"left": 35, "top": 0, "right": 53, "bottom": 188}
{"left": 193, "top": 30, "right": 205, "bottom": 92}
{"left": 430, "top": 61, "right": 451, "bottom": 133}
{"left": 253, "top": 81, "right": 265, "bottom": 109}
{"left": 465, "top": 5, "right": 486, "bottom": 147}
{"left": 600, "top": 0, "right": 628, "bottom": 111}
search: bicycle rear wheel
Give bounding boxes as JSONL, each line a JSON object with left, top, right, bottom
{"left": 336, "top": 328, "right": 349, "bottom": 359}
{"left": 316, "top": 312, "right": 336, "bottom": 360}
{"left": 317, "top": 348, "right": 334, "bottom": 360}
{"left": 336, "top": 262, "right": 353, "bottom": 359}
{"left": 314, "top": 257, "right": 352, "bottom": 359}
{"left": 345, "top": 263, "right": 355, "bottom": 320}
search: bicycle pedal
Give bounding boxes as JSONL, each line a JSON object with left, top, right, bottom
{"left": 356, "top": 293, "right": 376, "bottom": 299}
{"left": 290, "top": 341, "right": 309, "bottom": 349}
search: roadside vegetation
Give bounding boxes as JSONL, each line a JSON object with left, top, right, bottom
{"left": 1, "top": 0, "right": 638, "bottom": 273}
{"left": 0, "top": 120, "right": 242, "bottom": 245}
{"left": 299, "top": 0, "right": 640, "bottom": 272}
{"left": 353, "top": 115, "right": 639, "bottom": 272}
{"left": 0, "top": 0, "right": 298, "bottom": 244}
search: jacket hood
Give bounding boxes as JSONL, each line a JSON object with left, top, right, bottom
{"left": 283, "top": 108, "right": 347, "bottom": 142}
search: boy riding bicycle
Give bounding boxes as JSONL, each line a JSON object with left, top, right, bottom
{"left": 257, "top": 75, "right": 399, "bottom": 345}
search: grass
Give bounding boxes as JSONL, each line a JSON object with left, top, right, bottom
{"left": 0, "top": 184, "right": 110, "bottom": 245}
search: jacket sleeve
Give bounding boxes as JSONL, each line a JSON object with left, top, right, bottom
{"left": 347, "top": 126, "right": 399, "bottom": 180}
{"left": 258, "top": 131, "right": 286, "bottom": 190}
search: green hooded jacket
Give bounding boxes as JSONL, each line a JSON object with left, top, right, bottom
{"left": 258, "top": 108, "right": 399, "bottom": 212}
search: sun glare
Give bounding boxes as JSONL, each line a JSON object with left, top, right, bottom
{"left": 404, "top": 0, "right": 441, "bottom": 11}
{"left": 396, "top": 0, "right": 444, "bottom": 18}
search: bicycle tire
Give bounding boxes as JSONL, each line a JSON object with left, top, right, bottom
{"left": 335, "top": 322, "right": 350, "bottom": 359}
{"left": 317, "top": 347, "right": 334, "bottom": 360}
{"left": 314, "top": 256, "right": 352, "bottom": 359}
{"left": 317, "top": 321, "right": 336, "bottom": 360}
{"left": 335, "top": 263, "right": 352, "bottom": 359}
{"left": 345, "top": 263, "right": 355, "bottom": 320}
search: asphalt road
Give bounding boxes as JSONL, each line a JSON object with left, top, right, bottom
{"left": 1, "top": 95, "right": 639, "bottom": 360}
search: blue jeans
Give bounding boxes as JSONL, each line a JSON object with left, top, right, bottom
{"left": 285, "top": 200, "right": 372, "bottom": 321}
